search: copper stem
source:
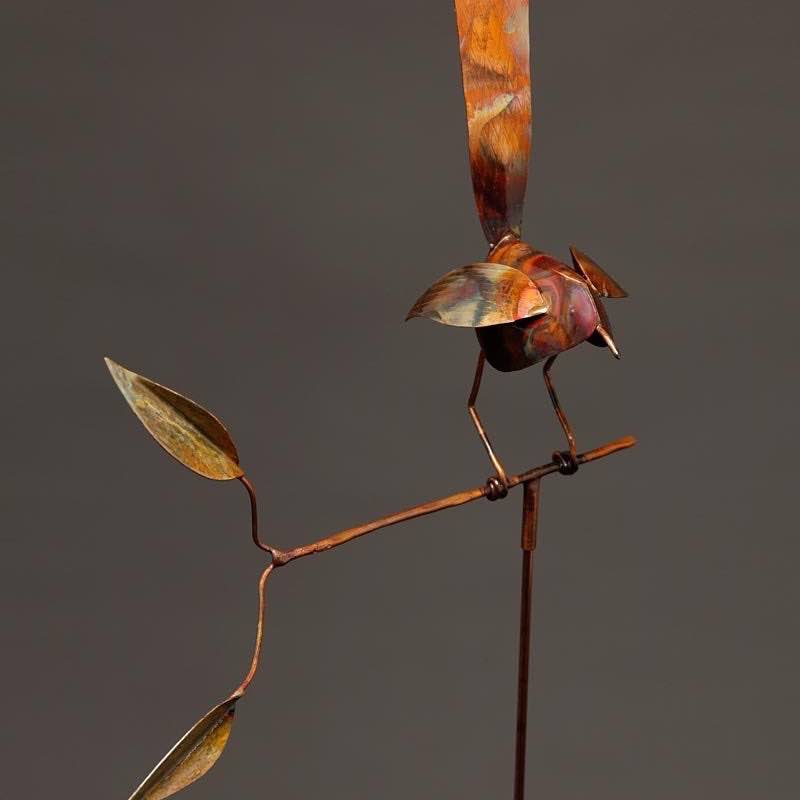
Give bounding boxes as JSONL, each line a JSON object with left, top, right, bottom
{"left": 232, "top": 563, "right": 274, "bottom": 698}
{"left": 514, "top": 479, "right": 540, "bottom": 800}
{"left": 239, "top": 475, "right": 272, "bottom": 554}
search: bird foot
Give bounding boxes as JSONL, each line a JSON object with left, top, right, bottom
{"left": 485, "top": 475, "right": 510, "bottom": 501}
{"left": 552, "top": 450, "right": 579, "bottom": 476}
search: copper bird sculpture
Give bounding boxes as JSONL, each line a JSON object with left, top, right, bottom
{"left": 408, "top": 0, "right": 627, "bottom": 490}
{"left": 104, "top": 3, "right": 635, "bottom": 800}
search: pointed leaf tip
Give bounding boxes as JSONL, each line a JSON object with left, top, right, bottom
{"left": 127, "top": 697, "right": 237, "bottom": 800}
{"left": 105, "top": 358, "right": 243, "bottom": 480}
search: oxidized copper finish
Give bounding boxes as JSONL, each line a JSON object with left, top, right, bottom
{"left": 407, "top": 238, "right": 625, "bottom": 372}
{"left": 477, "top": 239, "right": 606, "bottom": 371}
{"left": 455, "top": 0, "right": 532, "bottom": 245}
{"left": 406, "top": 262, "right": 547, "bottom": 327}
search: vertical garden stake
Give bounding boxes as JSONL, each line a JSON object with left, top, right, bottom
{"left": 104, "top": 2, "right": 635, "bottom": 799}
{"left": 515, "top": 479, "right": 540, "bottom": 800}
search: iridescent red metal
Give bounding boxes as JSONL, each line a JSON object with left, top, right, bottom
{"left": 407, "top": 1, "right": 629, "bottom": 479}
{"left": 478, "top": 239, "right": 608, "bottom": 371}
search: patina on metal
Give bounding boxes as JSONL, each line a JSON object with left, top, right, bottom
{"left": 105, "top": 358, "right": 243, "bottom": 481}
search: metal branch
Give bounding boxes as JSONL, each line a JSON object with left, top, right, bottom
{"left": 231, "top": 563, "right": 274, "bottom": 698}
{"left": 271, "top": 435, "right": 635, "bottom": 567}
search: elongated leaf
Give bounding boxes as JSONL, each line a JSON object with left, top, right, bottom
{"left": 128, "top": 697, "right": 237, "bottom": 800}
{"left": 105, "top": 358, "right": 243, "bottom": 480}
{"left": 406, "top": 263, "right": 547, "bottom": 327}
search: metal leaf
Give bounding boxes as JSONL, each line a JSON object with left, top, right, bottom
{"left": 406, "top": 263, "right": 547, "bottom": 327}
{"left": 127, "top": 697, "right": 237, "bottom": 800}
{"left": 105, "top": 358, "right": 243, "bottom": 480}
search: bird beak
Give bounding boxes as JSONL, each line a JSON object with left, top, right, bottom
{"left": 595, "top": 325, "right": 621, "bottom": 359}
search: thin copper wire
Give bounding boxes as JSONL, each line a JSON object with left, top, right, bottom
{"left": 468, "top": 350, "right": 509, "bottom": 494}
{"left": 239, "top": 475, "right": 272, "bottom": 554}
{"left": 232, "top": 563, "right": 274, "bottom": 698}
{"left": 543, "top": 355, "right": 578, "bottom": 471}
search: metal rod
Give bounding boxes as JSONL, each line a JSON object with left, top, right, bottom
{"left": 514, "top": 479, "right": 540, "bottom": 800}
{"left": 272, "top": 435, "right": 635, "bottom": 566}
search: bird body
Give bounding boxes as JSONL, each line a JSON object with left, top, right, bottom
{"left": 407, "top": 237, "right": 624, "bottom": 372}
{"left": 404, "top": 0, "right": 628, "bottom": 480}
{"left": 478, "top": 239, "right": 607, "bottom": 372}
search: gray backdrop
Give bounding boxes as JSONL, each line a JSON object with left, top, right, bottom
{"left": 2, "top": 1, "right": 798, "bottom": 797}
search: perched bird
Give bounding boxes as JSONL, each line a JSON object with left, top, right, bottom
{"left": 406, "top": 0, "right": 627, "bottom": 495}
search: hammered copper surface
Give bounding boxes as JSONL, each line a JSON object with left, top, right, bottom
{"left": 105, "top": 358, "right": 243, "bottom": 481}
{"left": 476, "top": 240, "right": 602, "bottom": 371}
{"left": 406, "top": 262, "right": 547, "bottom": 327}
{"left": 127, "top": 698, "right": 237, "bottom": 800}
{"left": 454, "top": 0, "right": 531, "bottom": 244}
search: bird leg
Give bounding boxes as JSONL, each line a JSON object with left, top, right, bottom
{"left": 542, "top": 355, "right": 579, "bottom": 474}
{"left": 468, "top": 351, "right": 509, "bottom": 499}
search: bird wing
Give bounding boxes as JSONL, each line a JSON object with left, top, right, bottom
{"left": 406, "top": 262, "right": 547, "bottom": 327}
